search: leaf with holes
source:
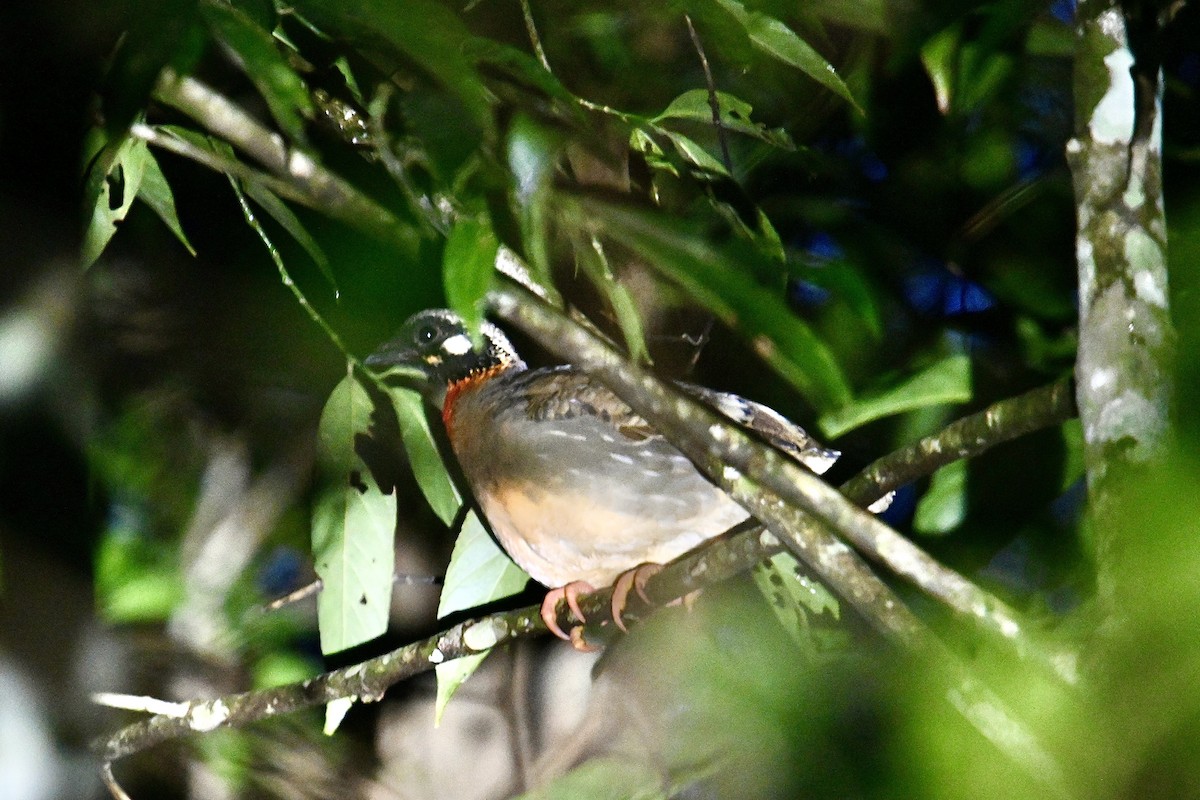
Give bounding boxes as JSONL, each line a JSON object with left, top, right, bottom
{"left": 753, "top": 551, "right": 840, "bottom": 650}
{"left": 82, "top": 133, "right": 150, "bottom": 268}
{"left": 312, "top": 370, "right": 397, "bottom": 654}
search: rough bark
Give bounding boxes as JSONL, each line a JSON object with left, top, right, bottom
{"left": 1067, "top": 1, "right": 1174, "bottom": 616}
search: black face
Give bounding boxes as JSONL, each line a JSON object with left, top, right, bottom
{"left": 366, "top": 309, "right": 521, "bottom": 390}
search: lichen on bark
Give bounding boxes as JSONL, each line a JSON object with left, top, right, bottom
{"left": 1067, "top": 0, "right": 1175, "bottom": 615}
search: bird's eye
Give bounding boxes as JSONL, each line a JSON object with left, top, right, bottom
{"left": 416, "top": 324, "right": 438, "bottom": 345}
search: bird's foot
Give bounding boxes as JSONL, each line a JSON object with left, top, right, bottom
{"left": 541, "top": 581, "right": 599, "bottom": 651}
{"left": 610, "top": 562, "right": 664, "bottom": 632}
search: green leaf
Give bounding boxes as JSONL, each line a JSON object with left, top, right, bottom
{"left": 102, "top": 0, "right": 203, "bottom": 136}
{"left": 289, "top": 0, "right": 492, "bottom": 131}
{"left": 802, "top": 261, "right": 883, "bottom": 339}
{"left": 662, "top": 131, "right": 730, "bottom": 176}
{"left": 437, "top": 511, "right": 529, "bottom": 619}
{"left": 385, "top": 386, "right": 462, "bottom": 526}
{"left": 137, "top": 148, "right": 197, "bottom": 256}
{"left": 712, "top": 0, "right": 859, "bottom": 111}
{"left": 434, "top": 510, "right": 529, "bottom": 722}
{"left": 818, "top": 355, "right": 973, "bottom": 439}
{"left": 573, "top": 235, "right": 652, "bottom": 365}
{"left": 1060, "top": 418, "right": 1086, "bottom": 492}
{"left": 653, "top": 89, "right": 794, "bottom": 149}
{"left": 914, "top": 459, "right": 967, "bottom": 536}
{"left": 312, "top": 372, "right": 398, "bottom": 654}
{"left": 920, "top": 24, "right": 959, "bottom": 115}
{"left": 566, "top": 194, "right": 852, "bottom": 412}
{"left": 241, "top": 181, "right": 336, "bottom": 295}
{"left": 443, "top": 216, "right": 499, "bottom": 337}
{"left": 752, "top": 551, "right": 840, "bottom": 650}
{"left": 81, "top": 133, "right": 150, "bottom": 269}
{"left": 200, "top": 0, "right": 315, "bottom": 143}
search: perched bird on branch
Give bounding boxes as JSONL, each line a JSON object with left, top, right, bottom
{"left": 368, "top": 309, "right": 839, "bottom": 647}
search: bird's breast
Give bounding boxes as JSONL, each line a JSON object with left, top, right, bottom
{"left": 444, "top": 373, "right": 749, "bottom": 588}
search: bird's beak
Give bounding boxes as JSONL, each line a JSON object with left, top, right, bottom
{"left": 364, "top": 343, "right": 430, "bottom": 384}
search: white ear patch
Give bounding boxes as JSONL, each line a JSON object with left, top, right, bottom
{"left": 440, "top": 334, "right": 473, "bottom": 356}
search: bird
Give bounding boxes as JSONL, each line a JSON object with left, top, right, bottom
{"left": 366, "top": 309, "right": 840, "bottom": 646}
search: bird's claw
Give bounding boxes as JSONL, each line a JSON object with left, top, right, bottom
{"left": 610, "top": 562, "right": 664, "bottom": 632}
{"left": 541, "top": 581, "right": 597, "bottom": 649}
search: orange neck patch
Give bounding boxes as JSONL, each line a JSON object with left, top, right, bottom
{"left": 442, "top": 363, "right": 511, "bottom": 439}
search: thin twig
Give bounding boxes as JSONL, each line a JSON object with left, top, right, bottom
{"left": 152, "top": 70, "right": 421, "bottom": 258}
{"left": 684, "top": 14, "right": 733, "bottom": 174}
{"left": 95, "top": 604, "right": 544, "bottom": 762}
{"left": 226, "top": 172, "right": 355, "bottom": 359}
{"left": 519, "top": 0, "right": 552, "bottom": 72}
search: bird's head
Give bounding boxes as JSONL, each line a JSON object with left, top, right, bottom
{"left": 366, "top": 309, "right": 525, "bottom": 405}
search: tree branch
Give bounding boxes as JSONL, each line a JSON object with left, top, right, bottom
{"left": 490, "top": 285, "right": 1074, "bottom": 679}
{"left": 150, "top": 70, "right": 421, "bottom": 259}
{"left": 841, "top": 378, "right": 1077, "bottom": 502}
{"left": 1067, "top": 1, "right": 1174, "bottom": 614}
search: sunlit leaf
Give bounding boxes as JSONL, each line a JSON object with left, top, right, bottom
{"left": 920, "top": 24, "right": 959, "bottom": 115}
{"left": 711, "top": 0, "right": 860, "bottom": 111}
{"left": 443, "top": 215, "right": 499, "bottom": 337}
{"left": 199, "top": 0, "right": 314, "bottom": 143}
{"left": 385, "top": 386, "right": 462, "bottom": 526}
{"left": 137, "top": 148, "right": 197, "bottom": 257}
{"left": 566, "top": 194, "right": 852, "bottom": 412}
{"left": 312, "top": 371, "right": 397, "bottom": 654}
{"left": 434, "top": 510, "right": 529, "bottom": 723}
{"left": 913, "top": 459, "right": 967, "bottom": 536}
{"left": 818, "top": 355, "right": 973, "bottom": 439}
{"left": 323, "top": 696, "right": 354, "bottom": 735}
